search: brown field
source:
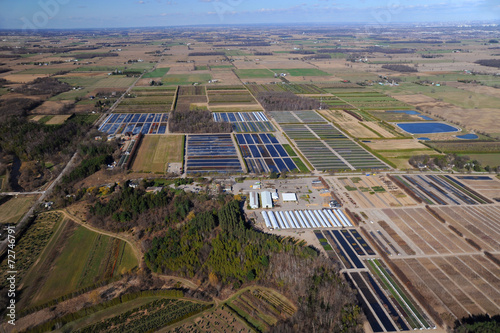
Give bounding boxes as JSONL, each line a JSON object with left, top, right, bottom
{"left": 365, "top": 139, "right": 432, "bottom": 151}
{"left": 329, "top": 175, "right": 416, "bottom": 209}
{"left": 132, "top": 135, "right": 184, "bottom": 173}
{"left": 2, "top": 74, "right": 50, "bottom": 83}
{"left": 0, "top": 196, "right": 37, "bottom": 224}
{"left": 32, "top": 100, "right": 74, "bottom": 115}
{"left": 436, "top": 206, "right": 500, "bottom": 252}
{"left": 455, "top": 177, "right": 500, "bottom": 200}
{"left": 393, "top": 255, "right": 500, "bottom": 325}
{"left": 395, "top": 94, "right": 500, "bottom": 136}
{"left": 318, "top": 110, "right": 377, "bottom": 138}
{"left": 45, "top": 114, "right": 72, "bottom": 125}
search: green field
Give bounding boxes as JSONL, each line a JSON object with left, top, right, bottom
{"left": 162, "top": 74, "right": 212, "bottom": 85}
{"left": 234, "top": 69, "right": 275, "bottom": 79}
{"left": 0, "top": 212, "right": 62, "bottom": 289}
{"left": 0, "top": 196, "right": 36, "bottom": 224}
{"left": 459, "top": 153, "right": 500, "bottom": 167}
{"left": 132, "top": 135, "right": 184, "bottom": 173}
{"left": 31, "top": 222, "right": 138, "bottom": 306}
{"left": 271, "top": 68, "right": 330, "bottom": 76}
{"left": 51, "top": 75, "right": 134, "bottom": 100}
{"left": 17, "top": 67, "right": 74, "bottom": 74}
{"left": 142, "top": 67, "right": 170, "bottom": 78}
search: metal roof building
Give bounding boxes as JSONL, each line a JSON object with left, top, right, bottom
{"left": 282, "top": 193, "right": 298, "bottom": 202}
{"left": 261, "top": 191, "right": 273, "bottom": 209}
{"left": 249, "top": 192, "right": 259, "bottom": 209}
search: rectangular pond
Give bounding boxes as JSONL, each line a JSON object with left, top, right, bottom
{"left": 396, "top": 122, "right": 460, "bottom": 134}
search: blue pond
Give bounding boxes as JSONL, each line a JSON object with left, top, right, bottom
{"left": 456, "top": 134, "right": 479, "bottom": 140}
{"left": 397, "top": 122, "right": 459, "bottom": 134}
{"left": 388, "top": 110, "right": 420, "bottom": 115}
{"left": 417, "top": 137, "right": 431, "bottom": 141}
{"left": 387, "top": 110, "right": 433, "bottom": 120}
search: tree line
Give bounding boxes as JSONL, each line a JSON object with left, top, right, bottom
{"left": 257, "top": 92, "right": 322, "bottom": 111}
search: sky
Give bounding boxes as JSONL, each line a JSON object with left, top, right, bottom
{"left": 0, "top": 0, "right": 499, "bottom": 30}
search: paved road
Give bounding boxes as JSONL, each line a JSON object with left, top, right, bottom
{"left": 0, "top": 191, "right": 45, "bottom": 196}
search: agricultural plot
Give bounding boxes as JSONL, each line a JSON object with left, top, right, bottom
{"left": 280, "top": 124, "right": 317, "bottom": 139}
{"left": 318, "top": 110, "right": 396, "bottom": 138}
{"left": 455, "top": 176, "right": 500, "bottom": 201}
{"left": 185, "top": 134, "right": 243, "bottom": 174}
{"left": 309, "top": 124, "right": 347, "bottom": 139}
{"left": 168, "top": 306, "right": 251, "bottom": 333}
{"left": 213, "top": 112, "right": 275, "bottom": 133}
{"left": 261, "top": 209, "right": 353, "bottom": 230}
{"left": 332, "top": 175, "right": 415, "bottom": 209}
{"left": 0, "top": 195, "right": 37, "bottom": 224}
{"left": 293, "top": 111, "right": 327, "bottom": 123}
{"left": 207, "top": 89, "right": 259, "bottom": 105}
{"left": 393, "top": 255, "right": 500, "bottom": 325}
{"left": 117, "top": 90, "right": 175, "bottom": 113}
{"left": 79, "top": 298, "right": 211, "bottom": 333}
{"left": 269, "top": 110, "right": 325, "bottom": 124}
{"left": 132, "top": 135, "right": 184, "bottom": 173}
{"left": 436, "top": 206, "right": 500, "bottom": 252}
{"left": 0, "top": 212, "right": 62, "bottom": 289}
{"left": 235, "top": 133, "right": 297, "bottom": 173}
{"left": 270, "top": 68, "right": 330, "bottom": 77}
{"left": 369, "top": 110, "right": 435, "bottom": 122}
{"left": 142, "top": 67, "right": 170, "bottom": 78}
{"left": 31, "top": 222, "right": 137, "bottom": 306}
{"left": 99, "top": 113, "right": 169, "bottom": 135}
{"left": 324, "top": 139, "right": 388, "bottom": 170}
{"left": 162, "top": 74, "right": 212, "bottom": 85}
{"left": 44, "top": 114, "right": 72, "bottom": 125}
{"left": 320, "top": 228, "right": 429, "bottom": 332}
{"left": 380, "top": 207, "right": 478, "bottom": 255}
{"left": 246, "top": 83, "right": 326, "bottom": 95}
{"left": 392, "top": 175, "right": 492, "bottom": 206}
{"left": 224, "top": 288, "right": 296, "bottom": 332}
{"left": 294, "top": 140, "right": 350, "bottom": 171}
{"left": 333, "top": 91, "right": 410, "bottom": 110}
{"left": 234, "top": 69, "right": 275, "bottom": 79}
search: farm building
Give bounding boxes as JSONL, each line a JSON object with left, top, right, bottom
{"left": 271, "top": 192, "right": 279, "bottom": 201}
{"left": 261, "top": 191, "right": 273, "bottom": 209}
{"left": 282, "top": 193, "right": 298, "bottom": 202}
{"left": 249, "top": 192, "right": 259, "bottom": 209}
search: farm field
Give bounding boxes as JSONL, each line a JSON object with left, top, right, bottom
{"left": 0, "top": 212, "right": 62, "bottom": 289}
{"left": 234, "top": 69, "right": 274, "bottom": 79}
{"left": 320, "top": 229, "right": 430, "bottom": 332}
{"left": 330, "top": 175, "right": 416, "bottom": 209}
{"left": 77, "top": 297, "right": 211, "bottom": 333}
{"left": 0, "top": 195, "right": 37, "bottom": 224}
{"left": 391, "top": 174, "right": 493, "bottom": 205}
{"left": 235, "top": 133, "right": 297, "bottom": 173}
{"left": 213, "top": 112, "right": 274, "bottom": 133}
{"left": 142, "top": 67, "right": 170, "bottom": 78}
{"left": 99, "top": 113, "right": 169, "bottom": 135}
{"left": 162, "top": 74, "right": 212, "bottom": 85}
{"left": 185, "top": 134, "right": 243, "bottom": 174}
{"left": 459, "top": 153, "right": 500, "bottom": 168}
{"left": 26, "top": 219, "right": 138, "bottom": 306}
{"left": 168, "top": 287, "right": 295, "bottom": 333}
{"left": 45, "top": 114, "right": 72, "bottom": 125}
{"left": 392, "top": 256, "right": 500, "bottom": 327}
{"left": 454, "top": 176, "right": 500, "bottom": 201}
{"left": 132, "top": 135, "right": 184, "bottom": 173}
{"left": 318, "top": 110, "right": 386, "bottom": 138}
{"left": 270, "top": 68, "right": 330, "bottom": 76}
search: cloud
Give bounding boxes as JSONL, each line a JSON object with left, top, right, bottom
{"left": 137, "top": 1, "right": 145, "bottom": 4}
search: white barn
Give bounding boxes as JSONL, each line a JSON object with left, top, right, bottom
{"left": 261, "top": 191, "right": 273, "bottom": 209}
{"left": 249, "top": 192, "right": 259, "bottom": 209}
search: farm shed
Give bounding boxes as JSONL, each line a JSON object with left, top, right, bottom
{"left": 249, "top": 192, "right": 259, "bottom": 209}
{"left": 261, "top": 191, "right": 273, "bottom": 209}
{"left": 282, "top": 193, "right": 298, "bottom": 202}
